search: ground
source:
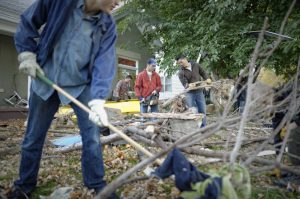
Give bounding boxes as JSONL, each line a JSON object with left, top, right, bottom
{"left": 0, "top": 118, "right": 300, "bottom": 199}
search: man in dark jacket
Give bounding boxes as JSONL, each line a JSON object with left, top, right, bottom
{"left": 8, "top": 0, "right": 119, "bottom": 198}
{"left": 176, "top": 55, "right": 211, "bottom": 127}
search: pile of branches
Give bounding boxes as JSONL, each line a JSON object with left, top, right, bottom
{"left": 96, "top": 1, "right": 300, "bottom": 197}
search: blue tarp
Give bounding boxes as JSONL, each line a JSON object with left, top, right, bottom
{"left": 52, "top": 135, "right": 81, "bottom": 147}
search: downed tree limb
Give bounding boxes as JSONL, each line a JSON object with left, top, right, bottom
{"left": 0, "top": 146, "right": 20, "bottom": 157}
{"left": 161, "top": 80, "right": 234, "bottom": 108}
{"left": 132, "top": 134, "right": 154, "bottom": 146}
{"left": 203, "top": 137, "right": 267, "bottom": 147}
{"left": 48, "top": 128, "right": 79, "bottom": 134}
{"left": 153, "top": 134, "right": 168, "bottom": 150}
{"left": 126, "top": 126, "right": 168, "bottom": 150}
{"left": 97, "top": 148, "right": 169, "bottom": 199}
{"left": 55, "top": 133, "right": 122, "bottom": 153}
{"left": 98, "top": 118, "right": 241, "bottom": 198}
{"left": 161, "top": 81, "right": 211, "bottom": 108}
{"left": 125, "top": 126, "right": 152, "bottom": 139}
{"left": 181, "top": 147, "right": 300, "bottom": 176}
{"left": 135, "top": 113, "right": 204, "bottom": 120}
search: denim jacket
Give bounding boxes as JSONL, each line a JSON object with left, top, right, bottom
{"left": 14, "top": 0, "right": 117, "bottom": 100}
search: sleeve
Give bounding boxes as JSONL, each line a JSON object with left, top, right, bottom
{"left": 91, "top": 21, "right": 117, "bottom": 99}
{"left": 156, "top": 74, "right": 162, "bottom": 92}
{"left": 178, "top": 71, "right": 189, "bottom": 89}
{"left": 197, "top": 63, "right": 208, "bottom": 80}
{"left": 134, "top": 74, "right": 142, "bottom": 97}
{"left": 14, "top": 0, "right": 50, "bottom": 53}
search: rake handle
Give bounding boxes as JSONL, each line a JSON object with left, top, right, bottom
{"left": 36, "top": 72, "right": 162, "bottom": 165}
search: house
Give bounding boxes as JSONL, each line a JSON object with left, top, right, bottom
{"left": 0, "top": 0, "right": 153, "bottom": 113}
{"left": 156, "top": 67, "right": 184, "bottom": 100}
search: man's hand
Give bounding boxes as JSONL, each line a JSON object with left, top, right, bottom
{"left": 88, "top": 99, "right": 109, "bottom": 127}
{"left": 18, "top": 51, "right": 44, "bottom": 78}
{"left": 152, "top": 90, "right": 157, "bottom": 95}
{"left": 206, "top": 78, "right": 212, "bottom": 84}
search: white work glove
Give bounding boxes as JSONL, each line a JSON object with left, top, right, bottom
{"left": 206, "top": 78, "right": 212, "bottom": 84}
{"left": 88, "top": 99, "right": 109, "bottom": 127}
{"left": 18, "top": 51, "right": 44, "bottom": 78}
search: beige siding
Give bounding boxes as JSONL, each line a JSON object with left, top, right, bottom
{"left": 159, "top": 73, "right": 184, "bottom": 100}
{"left": 0, "top": 34, "right": 27, "bottom": 106}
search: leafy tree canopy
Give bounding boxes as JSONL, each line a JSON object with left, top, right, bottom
{"left": 119, "top": 0, "right": 300, "bottom": 78}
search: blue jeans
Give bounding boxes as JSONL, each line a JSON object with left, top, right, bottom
{"left": 237, "top": 90, "right": 246, "bottom": 114}
{"left": 14, "top": 86, "right": 106, "bottom": 193}
{"left": 140, "top": 104, "right": 158, "bottom": 113}
{"left": 186, "top": 89, "right": 206, "bottom": 127}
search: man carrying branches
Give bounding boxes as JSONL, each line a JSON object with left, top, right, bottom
{"left": 176, "top": 55, "right": 212, "bottom": 127}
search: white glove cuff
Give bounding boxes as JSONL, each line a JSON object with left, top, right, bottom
{"left": 88, "top": 99, "right": 106, "bottom": 107}
{"left": 18, "top": 51, "right": 37, "bottom": 63}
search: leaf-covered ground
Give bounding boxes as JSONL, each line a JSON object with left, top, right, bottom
{"left": 0, "top": 119, "right": 300, "bottom": 199}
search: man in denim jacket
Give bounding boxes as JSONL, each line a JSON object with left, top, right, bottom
{"left": 8, "top": 0, "right": 119, "bottom": 198}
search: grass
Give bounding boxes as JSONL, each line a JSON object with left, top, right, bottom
{"left": 0, "top": 171, "right": 17, "bottom": 182}
{"left": 161, "top": 183, "right": 173, "bottom": 194}
{"left": 252, "top": 186, "right": 300, "bottom": 199}
{"left": 30, "top": 180, "right": 57, "bottom": 199}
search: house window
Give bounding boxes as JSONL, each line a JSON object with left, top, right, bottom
{"left": 117, "top": 57, "right": 138, "bottom": 89}
{"left": 160, "top": 76, "right": 172, "bottom": 92}
{"left": 118, "top": 57, "right": 137, "bottom": 67}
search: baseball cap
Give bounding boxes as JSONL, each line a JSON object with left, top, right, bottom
{"left": 147, "top": 58, "right": 157, "bottom": 67}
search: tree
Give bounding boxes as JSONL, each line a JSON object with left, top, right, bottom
{"left": 120, "top": 0, "right": 300, "bottom": 78}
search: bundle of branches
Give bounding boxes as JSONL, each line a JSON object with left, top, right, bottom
{"left": 162, "top": 79, "right": 235, "bottom": 111}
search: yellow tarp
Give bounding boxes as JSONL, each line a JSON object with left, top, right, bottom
{"left": 56, "top": 100, "right": 140, "bottom": 122}
{"left": 57, "top": 105, "right": 73, "bottom": 115}
{"left": 257, "top": 68, "right": 285, "bottom": 88}
{"left": 104, "top": 100, "right": 140, "bottom": 114}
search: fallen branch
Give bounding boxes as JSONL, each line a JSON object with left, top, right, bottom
{"left": 161, "top": 81, "right": 212, "bottom": 108}
{"left": 96, "top": 149, "right": 168, "bottom": 199}
{"left": 132, "top": 134, "right": 154, "bottom": 146}
{"left": 135, "top": 113, "right": 204, "bottom": 120}
{"left": 125, "top": 126, "right": 153, "bottom": 139}
{"left": 0, "top": 146, "right": 20, "bottom": 157}
{"left": 203, "top": 137, "right": 267, "bottom": 147}
{"left": 181, "top": 147, "right": 300, "bottom": 176}
{"left": 55, "top": 133, "right": 122, "bottom": 153}
{"left": 48, "top": 128, "right": 79, "bottom": 134}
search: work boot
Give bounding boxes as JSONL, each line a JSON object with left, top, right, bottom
{"left": 7, "top": 187, "right": 30, "bottom": 199}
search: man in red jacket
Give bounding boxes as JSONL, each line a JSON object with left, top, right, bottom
{"left": 135, "top": 58, "right": 162, "bottom": 113}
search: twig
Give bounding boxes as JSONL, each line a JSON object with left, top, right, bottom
{"left": 135, "top": 112, "right": 204, "bottom": 120}
{"left": 276, "top": 56, "right": 300, "bottom": 163}
{"left": 230, "top": 17, "right": 269, "bottom": 165}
